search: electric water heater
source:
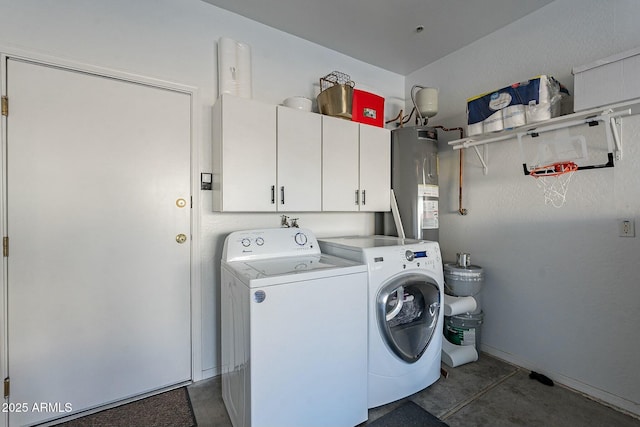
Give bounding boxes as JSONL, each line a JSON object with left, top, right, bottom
{"left": 384, "top": 126, "right": 439, "bottom": 241}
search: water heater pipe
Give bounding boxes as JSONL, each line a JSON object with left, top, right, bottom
{"left": 433, "top": 126, "right": 468, "bottom": 215}
{"left": 385, "top": 109, "right": 404, "bottom": 125}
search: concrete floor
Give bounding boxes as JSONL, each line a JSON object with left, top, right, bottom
{"left": 188, "top": 353, "right": 640, "bottom": 427}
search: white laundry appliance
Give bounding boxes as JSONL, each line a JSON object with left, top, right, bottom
{"left": 221, "top": 228, "right": 368, "bottom": 427}
{"left": 318, "top": 236, "right": 444, "bottom": 408}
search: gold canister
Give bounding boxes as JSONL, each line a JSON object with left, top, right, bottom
{"left": 317, "top": 84, "right": 354, "bottom": 119}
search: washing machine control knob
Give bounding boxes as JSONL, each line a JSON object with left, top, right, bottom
{"left": 294, "top": 232, "right": 308, "bottom": 246}
{"left": 405, "top": 250, "right": 415, "bottom": 262}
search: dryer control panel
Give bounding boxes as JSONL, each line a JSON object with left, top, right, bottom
{"left": 398, "top": 244, "right": 441, "bottom": 271}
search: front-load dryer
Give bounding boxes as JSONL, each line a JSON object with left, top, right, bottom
{"left": 221, "top": 228, "right": 368, "bottom": 427}
{"left": 318, "top": 235, "right": 444, "bottom": 408}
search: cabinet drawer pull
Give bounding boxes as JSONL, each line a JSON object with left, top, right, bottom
{"left": 271, "top": 185, "right": 275, "bottom": 204}
{"left": 355, "top": 189, "right": 359, "bottom": 205}
{"left": 362, "top": 190, "right": 366, "bottom": 205}
{"left": 280, "top": 186, "right": 285, "bottom": 204}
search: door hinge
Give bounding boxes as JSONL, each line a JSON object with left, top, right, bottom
{"left": 3, "top": 237, "right": 8, "bottom": 257}
{"left": 1, "top": 96, "right": 7, "bottom": 116}
{"left": 3, "top": 377, "right": 9, "bottom": 398}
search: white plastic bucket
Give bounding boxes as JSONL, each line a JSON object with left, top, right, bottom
{"left": 444, "top": 311, "right": 484, "bottom": 352}
{"left": 444, "top": 263, "right": 484, "bottom": 297}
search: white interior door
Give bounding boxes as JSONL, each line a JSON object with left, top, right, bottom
{"left": 4, "top": 58, "right": 192, "bottom": 426}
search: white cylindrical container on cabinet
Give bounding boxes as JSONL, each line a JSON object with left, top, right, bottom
{"left": 218, "top": 37, "right": 253, "bottom": 99}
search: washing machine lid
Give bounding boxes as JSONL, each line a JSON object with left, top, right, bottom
{"left": 224, "top": 253, "right": 366, "bottom": 288}
{"left": 319, "top": 236, "right": 442, "bottom": 267}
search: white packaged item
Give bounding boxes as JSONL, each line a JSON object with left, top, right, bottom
{"left": 523, "top": 75, "right": 564, "bottom": 123}
{"left": 483, "top": 109, "right": 504, "bottom": 133}
{"left": 218, "top": 37, "right": 252, "bottom": 99}
{"left": 502, "top": 104, "right": 526, "bottom": 129}
{"left": 467, "top": 75, "right": 569, "bottom": 136}
{"left": 467, "top": 122, "right": 484, "bottom": 137}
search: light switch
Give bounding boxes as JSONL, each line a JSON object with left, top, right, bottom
{"left": 201, "top": 173, "right": 212, "bottom": 190}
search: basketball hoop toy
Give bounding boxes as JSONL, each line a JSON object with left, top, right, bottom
{"left": 528, "top": 161, "right": 578, "bottom": 208}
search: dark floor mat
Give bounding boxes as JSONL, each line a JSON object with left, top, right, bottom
{"left": 53, "top": 387, "right": 196, "bottom": 427}
{"left": 368, "top": 401, "right": 448, "bottom": 427}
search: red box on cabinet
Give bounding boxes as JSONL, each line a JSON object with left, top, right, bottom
{"left": 352, "top": 89, "right": 384, "bottom": 127}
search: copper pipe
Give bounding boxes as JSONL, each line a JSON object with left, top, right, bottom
{"left": 385, "top": 109, "right": 403, "bottom": 125}
{"left": 402, "top": 107, "right": 417, "bottom": 126}
{"left": 386, "top": 107, "right": 419, "bottom": 128}
{"left": 458, "top": 148, "right": 467, "bottom": 215}
{"left": 432, "top": 126, "right": 468, "bottom": 215}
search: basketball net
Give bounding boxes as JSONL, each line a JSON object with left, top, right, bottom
{"left": 529, "top": 161, "right": 578, "bottom": 208}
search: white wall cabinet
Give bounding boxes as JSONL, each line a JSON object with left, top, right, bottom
{"left": 321, "top": 117, "right": 360, "bottom": 211}
{"left": 213, "top": 94, "right": 389, "bottom": 212}
{"left": 276, "top": 105, "right": 322, "bottom": 211}
{"left": 322, "top": 116, "right": 390, "bottom": 212}
{"left": 213, "top": 94, "right": 277, "bottom": 211}
{"left": 358, "top": 124, "right": 391, "bottom": 211}
{"left": 212, "top": 96, "right": 322, "bottom": 212}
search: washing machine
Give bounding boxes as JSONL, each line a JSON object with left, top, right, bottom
{"left": 318, "top": 235, "right": 444, "bottom": 408}
{"left": 221, "top": 228, "right": 368, "bottom": 427}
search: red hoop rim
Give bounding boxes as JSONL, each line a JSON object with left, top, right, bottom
{"left": 529, "top": 161, "right": 578, "bottom": 177}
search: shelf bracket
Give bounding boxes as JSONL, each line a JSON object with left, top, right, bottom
{"left": 609, "top": 115, "right": 623, "bottom": 161}
{"left": 471, "top": 145, "right": 488, "bottom": 175}
{"left": 598, "top": 108, "right": 628, "bottom": 161}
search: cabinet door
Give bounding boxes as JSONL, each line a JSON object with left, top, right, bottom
{"left": 277, "top": 106, "right": 322, "bottom": 211}
{"left": 322, "top": 116, "right": 360, "bottom": 211}
{"left": 213, "top": 95, "right": 277, "bottom": 211}
{"left": 359, "top": 125, "right": 391, "bottom": 212}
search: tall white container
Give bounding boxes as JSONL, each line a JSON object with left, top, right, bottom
{"left": 218, "top": 37, "right": 252, "bottom": 98}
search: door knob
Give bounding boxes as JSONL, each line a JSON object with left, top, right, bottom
{"left": 176, "top": 234, "right": 187, "bottom": 244}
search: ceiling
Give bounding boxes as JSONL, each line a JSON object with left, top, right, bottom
{"left": 201, "top": 0, "right": 554, "bottom": 75}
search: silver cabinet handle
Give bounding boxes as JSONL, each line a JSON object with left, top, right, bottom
{"left": 280, "top": 186, "right": 285, "bottom": 205}
{"left": 271, "top": 185, "right": 275, "bottom": 204}
{"left": 355, "top": 189, "right": 359, "bottom": 205}
{"left": 362, "top": 190, "right": 366, "bottom": 205}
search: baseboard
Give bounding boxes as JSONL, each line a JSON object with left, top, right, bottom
{"left": 199, "top": 367, "right": 219, "bottom": 381}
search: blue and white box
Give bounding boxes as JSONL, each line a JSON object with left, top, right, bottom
{"left": 466, "top": 75, "right": 569, "bottom": 136}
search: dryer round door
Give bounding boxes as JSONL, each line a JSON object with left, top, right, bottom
{"left": 377, "top": 273, "right": 441, "bottom": 363}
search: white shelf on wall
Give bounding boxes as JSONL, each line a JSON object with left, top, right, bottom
{"left": 448, "top": 97, "right": 640, "bottom": 174}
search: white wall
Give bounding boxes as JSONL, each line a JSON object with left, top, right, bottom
{"left": 407, "top": 0, "right": 640, "bottom": 416}
{"left": 4, "top": 0, "right": 638, "bottom": 418}
{"left": 0, "top": 0, "right": 404, "bottom": 382}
